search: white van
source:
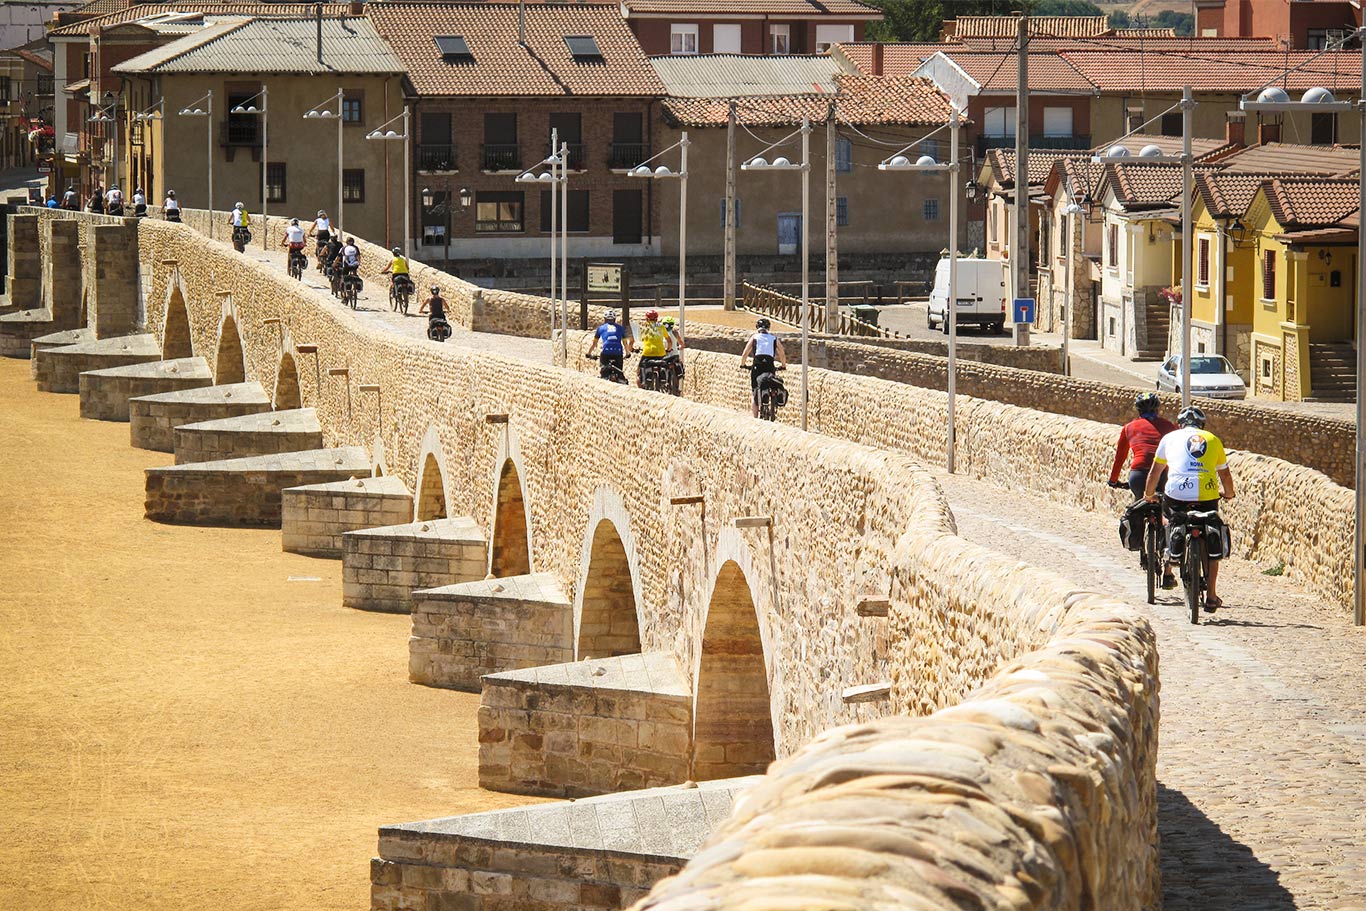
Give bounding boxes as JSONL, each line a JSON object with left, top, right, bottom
{"left": 926, "top": 256, "right": 1009, "bottom": 334}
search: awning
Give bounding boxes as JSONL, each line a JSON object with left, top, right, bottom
{"left": 63, "top": 78, "right": 90, "bottom": 95}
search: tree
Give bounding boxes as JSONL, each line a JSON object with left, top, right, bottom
{"left": 865, "top": 0, "right": 1106, "bottom": 43}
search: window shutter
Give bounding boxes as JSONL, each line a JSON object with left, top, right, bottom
{"left": 1263, "top": 250, "right": 1276, "bottom": 299}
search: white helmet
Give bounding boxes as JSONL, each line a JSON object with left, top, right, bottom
{"left": 234, "top": 201, "right": 244, "bottom": 210}
{"left": 604, "top": 309, "right": 618, "bottom": 322}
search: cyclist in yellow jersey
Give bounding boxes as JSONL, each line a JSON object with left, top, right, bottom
{"left": 380, "top": 246, "right": 412, "bottom": 302}
{"left": 635, "top": 309, "right": 671, "bottom": 387}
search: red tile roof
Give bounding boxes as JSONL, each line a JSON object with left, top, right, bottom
{"left": 831, "top": 42, "right": 945, "bottom": 76}
{"left": 624, "top": 0, "right": 878, "bottom": 14}
{"left": 1221, "top": 142, "right": 1361, "bottom": 177}
{"left": 662, "top": 74, "right": 952, "bottom": 127}
{"left": 1059, "top": 50, "right": 1363, "bottom": 93}
{"left": 1114, "top": 27, "right": 1177, "bottom": 38}
{"left": 947, "top": 15, "right": 1109, "bottom": 39}
{"left": 954, "top": 35, "right": 1278, "bottom": 54}
{"left": 1097, "top": 161, "right": 1220, "bottom": 210}
{"left": 932, "top": 51, "right": 1096, "bottom": 93}
{"left": 368, "top": 2, "right": 664, "bottom": 97}
{"left": 1044, "top": 156, "right": 1106, "bottom": 203}
{"left": 1263, "top": 177, "right": 1360, "bottom": 228}
{"left": 1195, "top": 170, "right": 1280, "bottom": 219}
{"left": 49, "top": 2, "right": 352, "bottom": 36}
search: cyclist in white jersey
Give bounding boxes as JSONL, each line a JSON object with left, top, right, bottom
{"left": 739, "top": 318, "right": 788, "bottom": 417}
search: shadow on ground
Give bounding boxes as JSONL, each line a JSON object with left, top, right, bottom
{"left": 1160, "top": 782, "right": 1295, "bottom": 910}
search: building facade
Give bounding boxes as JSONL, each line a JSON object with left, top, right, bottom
{"left": 623, "top": 0, "right": 878, "bottom": 57}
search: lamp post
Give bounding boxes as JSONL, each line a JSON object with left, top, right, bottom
{"left": 230, "top": 87, "right": 268, "bottom": 248}
{"left": 177, "top": 91, "right": 213, "bottom": 238}
{"left": 516, "top": 134, "right": 568, "bottom": 359}
{"left": 304, "top": 88, "right": 344, "bottom": 230}
{"left": 628, "top": 132, "right": 690, "bottom": 339}
{"left": 742, "top": 116, "right": 812, "bottom": 430}
{"left": 1062, "top": 200, "right": 1084, "bottom": 377}
{"left": 879, "top": 106, "right": 962, "bottom": 471}
{"left": 1241, "top": 29, "right": 1365, "bottom": 627}
{"left": 367, "top": 107, "right": 411, "bottom": 258}
{"left": 132, "top": 98, "right": 163, "bottom": 200}
{"left": 87, "top": 102, "right": 116, "bottom": 194}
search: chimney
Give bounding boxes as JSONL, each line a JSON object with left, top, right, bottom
{"left": 316, "top": 4, "right": 323, "bottom": 65}
{"left": 1125, "top": 106, "right": 1143, "bottom": 133}
{"left": 872, "top": 42, "right": 883, "bottom": 75}
{"left": 1258, "top": 119, "right": 1281, "bottom": 145}
{"left": 348, "top": 1, "right": 363, "bottom": 13}
{"left": 1225, "top": 110, "right": 1246, "bottom": 146}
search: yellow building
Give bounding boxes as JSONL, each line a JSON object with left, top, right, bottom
{"left": 1241, "top": 177, "right": 1358, "bottom": 402}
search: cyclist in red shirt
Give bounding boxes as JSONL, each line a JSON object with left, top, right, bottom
{"left": 1110, "top": 392, "right": 1178, "bottom": 499}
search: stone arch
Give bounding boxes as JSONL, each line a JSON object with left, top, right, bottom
{"left": 214, "top": 309, "right": 247, "bottom": 385}
{"left": 573, "top": 486, "right": 644, "bottom": 660}
{"left": 414, "top": 428, "right": 451, "bottom": 521}
{"left": 692, "top": 548, "right": 776, "bottom": 782}
{"left": 489, "top": 457, "right": 532, "bottom": 578}
{"left": 274, "top": 350, "right": 302, "bottom": 409}
{"left": 160, "top": 276, "right": 193, "bottom": 359}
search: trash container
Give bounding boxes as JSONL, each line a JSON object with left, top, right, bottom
{"left": 851, "top": 304, "right": 880, "bottom": 326}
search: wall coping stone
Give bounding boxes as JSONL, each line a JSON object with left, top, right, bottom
{"left": 80, "top": 356, "right": 211, "bottom": 381}
{"left": 345, "top": 515, "right": 484, "bottom": 544}
{"left": 484, "top": 652, "right": 688, "bottom": 697}
{"left": 417, "top": 570, "right": 566, "bottom": 606}
{"left": 174, "top": 407, "right": 320, "bottom": 435}
{"left": 129, "top": 381, "right": 270, "bottom": 407}
{"left": 145, "top": 446, "right": 369, "bottom": 477}
{"left": 286, "top": 475, "right": 411, "bottom": 497}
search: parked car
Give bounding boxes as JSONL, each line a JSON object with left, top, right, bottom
{"left": 927, "top": 257, "right": 1009, "bottom": 334}
{"left": 1155, "top": 355, "right": 1248, "bottom": 400}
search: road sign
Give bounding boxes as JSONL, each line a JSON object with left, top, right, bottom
{"left": 1013, "top": 297, "right": 1035, "bottom": 323}
{"left": 586, "top": 263, "right": 622, "bottom": 293}
{"left": 37, "top": 165, "right": 50, "bottom": 174}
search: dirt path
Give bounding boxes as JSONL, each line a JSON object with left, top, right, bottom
{"left": 0, "top": 358, "right": 538, "bottom": 911}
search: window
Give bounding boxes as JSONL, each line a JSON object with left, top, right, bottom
{"left": 342, "top": 92, "right": 362, "bottom": 124}
{"left": 1056, "top": 214, "right": 1065, "bottom": 258}
{"left": 770, "top": 24, "right": 790, "bottom": 54}
{"left": 476, "top": 191, "right": 524, "bottom": 233}
{"left": 1262, "top": 249, "right": 1276, "bottom": 300}
{"left": 983, "top": 106, "right": 1016, "bottom": 138}
{"left": 670, "top": 23, "right": 698, "bottom": 54}
{"left": 1042, "top": 106, "right": 1073, "bottom": 139}
{"left": 262, "top": 162, "right": 285, "bottom": 203}
{"left": 837, "top": 196, "right": 849, "bottom": 226}
{"left": 421, "top": 112, "right": 451, "bottom": 144}
{"left": 564, "top": 35, "right": 603, "bottom": 60}
{"left": 920, "top": 138, "right": 940, "bottom": 160}
{"left": 1312, "top": 113, "right": 1338, "bottom": 145}
{"left": 613, "top": 189, "right": 642, "bottom": 244}
{"left": 1161, "top": 113, "right": 1181, "bottom": 137}
{"left": 713, "top": 24, "right": 741, "bottom": 54}
{"left": 835, "top": 136, "right": 852, "bottom": 172}
{"left": 82, "top": 53, "right": 91, "bottom": 79}
{"left": 0, "top": 77, "right": 11, "bottom": 103}
{"left": 342, "top": 168, "right": 364, "bottom": 203}
{"left": 1107, "top": 222, "right": 1118, "bottom": 268}
{"left": 540, "top": 189, "right": 588, "bottom": 232}
{"left": 815, "top": 23, "right": 854, "bottom": 52}
{"left": 719, "top": 197, "right": 742, "bottom": 228}
{"left": 435, "top": 35, "right": 472, "bottom": 61}
{"left": 37, "top": 74, "right": 53, "bottom": 95}
{"left": 1197, "top": 236, "right": 1211, "bottom": 286}
{"left": 483, "top": 112, "right": 518, "bottom": 170}
{"left": 923, "top": 198, "right": 939, "bottom": 221}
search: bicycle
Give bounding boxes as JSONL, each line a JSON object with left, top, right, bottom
{"left": 231, "top": 226, "right": 251, "bottom": 253}
{"left": 638, "top": 357, "right": 669, "bottom": 393}
{"left": 287, "top": 247, "right": 307, "bottom": 280}
{"left": 341, "top": 270, "right": 360, "bottom": 310}
{"left": 585, "top": 352, "right": 629, "bottom": 385}
{"left": 1166, "top": 500, "right": 1224, "bottom": 624}
{"left": 742, "top": 363, "right": 787, "bottom": 421}
{"left": 390, "top": 276, "right": 413, "bottom": 314}
{"left": 1111, "top": 480, "right": 1164, "bottom": 605}
{"left": 427, "top": 317, "right": 451, "bottom": 342}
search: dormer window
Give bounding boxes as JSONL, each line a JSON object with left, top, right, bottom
{"left": 435, "top": 35, "right": 472, "bottom": 62}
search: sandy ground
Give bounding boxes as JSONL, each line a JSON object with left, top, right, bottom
{"left": 0, "top": 358, "right": 539, "bottom": 911}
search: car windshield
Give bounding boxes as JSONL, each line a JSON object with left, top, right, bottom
{"left": 1189, "top": 356, "right": 1232, "bottom": 375}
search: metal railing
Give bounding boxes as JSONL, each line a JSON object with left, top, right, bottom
{"left": 740, "top": 282, "right": 899, "bottom": 339}
{"left": 219, "top": 119, "right": 260, "bottom": 147}
{"left": 481, "top": 142, "right": 520, "bottom": 171}
{"left": 417, "top": 143, "right": 457, "bottom": 172}
{"left": 977, "top": 133, "right": 1091, "bottom": 154}
{"left": 608, "top": 141, "right": 647, "bottom": 169}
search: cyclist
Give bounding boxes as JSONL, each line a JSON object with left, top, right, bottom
{"left": 661, "top": 315, "right": 684, "bottom": 394}
{"left": 739, "top": 318, "right": 788, "bottom": 418}
{"left": 1144, "top": 406, "right": 1236, "bottom": 612}
{"left": 132, "top": 187, "right": 147, "bottom": 217}
{"left": 309, "top": 210, "right": 332, "bottom": 269}
{"left": 340, "top": 235, "right": 361, "bottom": 284}
{"left": 418, "top": 285, "right": 449, "bottom": 339}
{"left": 635, "top": 310, "right": 671, "bottom": 388}
{"left": 380, "top": 246, "right": 411, "bottom": 298}
{"left": 104, "top": 184, "right": 123, "bottom": 215}
{"left": 87, "top": 185, "right": 104, "bottom": 214}
{"left": 163, "top": 189, "right": 180, "bottom": 222}
{"left": 282, "top": 218, "right": 307, "bottom": 268}
{"left": 585, "top": 309, "right": 629, "bottom": 378}
{"left": 1109, "top": 392, "right": 1178, "bottom": 499}
{"left": 61, "top": 185, "right": 78, "bottom": 210}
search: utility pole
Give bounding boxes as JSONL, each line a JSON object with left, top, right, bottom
{"left": 1013, "top": 10, "right": 1031, "bottom": 346}
{"left": 825, "top": 102, "right": 839, "bottom": 329}
{"left": 723, "top": 101, "right": 738, "bottom": 310}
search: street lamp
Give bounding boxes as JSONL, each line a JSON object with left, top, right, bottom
{"left": 878, "top": 107, "right": 961, "bottom": 472}
{"left": 132, "top": 98, "right": 163, "bottom": 203}
{"left": 367, "top": 108, "right": 412, "bottom": 258}
{"left": 1241, "top": 27, "right": 1366, "bottom": 627}
{"left": 230, "top": 87, "right": 268, "bottom": 248}
{"left": 87, "top": 103, "right": 117, "bottom": 196}
{"left": 304, "top": 88, "right": 344, "bottom": 230}
{"left": 515, "top": 129, "right": 567, "bottom": 358}
{"left": 742, "top": 116, "right": 811, "bottom": 430}
{"left": 628, "top": 132, "right": 689, "bottom": 340}
{"left": 177, "top": 91, "right": 213, "bottom": 237}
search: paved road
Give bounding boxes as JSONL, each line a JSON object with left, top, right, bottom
{"left": 247, "top": 242, "right": 1366, "bottom": 908}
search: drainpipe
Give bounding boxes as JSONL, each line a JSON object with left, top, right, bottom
{"left": 1215, "top": 219, "right": 1227, "bottom": 357}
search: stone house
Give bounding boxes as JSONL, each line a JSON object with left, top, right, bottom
{"left": 1194, "top": 0, "right": 1359, "bottom": 48}
{"left": 1035, "top": 156, "right": 1103, "bottom": 340}
{"left": 369, "top": 1, "right": 665, "bottom": 272}
{"left": 1242, "top": 177, "right": 1359, "bottom": 402}
{"left": 112, "top": 13, "right": 407, "bottom": 245}
{"left": 624, "top": 0, "right": 880, "bottom": 57}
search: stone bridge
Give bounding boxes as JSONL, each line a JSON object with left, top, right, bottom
{"left": 12, "top": 203, "right": 1350, "bottom": 909}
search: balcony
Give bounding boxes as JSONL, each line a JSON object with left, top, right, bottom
{"left": 608, "top": 141, "right": 647, "bottom": 170}
{"left": 219, "top": 119, "right": 261, "bottom": 148}
{"left": 546, "top": 142, "right": 585, "bottom": 171}
{"left": 481, "top": 142, "right": 521, "bottom": 172}
{"left": 976, "top": 133, "right": 1091, "bottom": 155}
{"left": 417, "top": 143, "right": 457, "bottom": 172}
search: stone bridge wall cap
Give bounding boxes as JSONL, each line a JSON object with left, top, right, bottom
{"left": 842, "top": 682, "right": 892, "bottom": 703}
{"left": 734, "top": 516, "right": 772, "bottom": 528}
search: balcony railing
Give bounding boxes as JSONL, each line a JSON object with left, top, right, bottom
{"left": 417, "top": 143, "right": 457, "bottom": 172}
{"left": 608, "top": 141, "right": 647, "bottom": 170}
{"left": 977, "top": 133, "right": 1091, "bottom": 155}
{"left": 219, "top": 119, "right": 261, "bottom": 148}
{"left": 481, "top": 142, "right": 521, "bottom": 171}
{"left": 547, "top": 142, "right": 585, "bottom": 171}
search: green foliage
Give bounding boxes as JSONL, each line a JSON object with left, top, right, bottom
{"left": 864, "top": 0, "right": 1193, "bottom": 42}
{"left": 1262, "top": 561, "right": 1286, "bottom": 577}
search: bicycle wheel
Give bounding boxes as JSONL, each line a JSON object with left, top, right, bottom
{"left": 1185, "top": 536, "right": 1204, "bottom": 625}
{"left": 760, "top": 391, "right": 776, "bottom": 421}
{"left": 1145, "top": 521, "right": 1159, "bottom": 605}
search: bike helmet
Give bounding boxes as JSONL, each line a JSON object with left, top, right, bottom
{"left": 318, "top": 210, "right": 327, "bottom": 217}
{"left": 346, "top": 237, "right": 355, "bottom": 244}
{"left": 234, "top": 201, "right": 244, "bottom": 210}
{"left": 166, "top": 190, "right": 175, "bottom": 198}
{"left": 1177, "top": 406, "right": 1206, "bottom": 429}
{"left": 756, "top": 318, "right": 771, "bottom": 331}
{"left": 1134, "top": 391, "right": 1160, "bottom": 414}
{"left": 645, "top": 309, "right": 659, "bottom": 321}
{"left": 392, "top": 247, "right": 402, "bottom": 256}
{"left": 134, "top": 187, "right": 143, "bottom": 194}
{"left": 290, "top": 217, "right": 299, "bottom": 226}
{"left": 430, "top": 285, "right": 440, "bottom": 294}
{"left": 604, "top": 309, "right": 618, "bottom": 322}
{"left": 662, "top": 316, "right": 676, "bottom": 327}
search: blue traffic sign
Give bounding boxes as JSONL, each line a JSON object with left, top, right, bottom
{"left": 1013, "top": 298, "right": 1035, "bottom": 323}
